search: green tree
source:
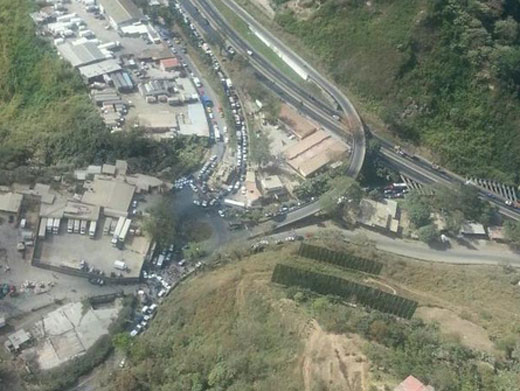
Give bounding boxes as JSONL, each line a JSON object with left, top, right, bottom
{"left": 403, "top": 191, "right": 431, "bottom": 228}
{"left": 417, "top": 224, "right": 439, "bottom": 244}
{"left": 143, "top": 198, "right": 177, "bottom": 248}
{"left": 319, "top": 176, "right": 362, "bottom": 218}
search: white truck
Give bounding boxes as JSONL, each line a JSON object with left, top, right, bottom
{"left": 103, "top": 217, "right": 113, "bottom": 235}
{"left": 192, "top": 77, "right": 202, "bottom": 88}
{"left": 118, "top": 218, "right": 131, "bottom": 244}
{"left": 73, "top": 219, "right": 80, "bottom": 233}
{"left": 67, "top": 219, "right": 74, "bottom": 233}
{"left": 112, "top": 216, "right": 125, "bottom": 245}
{"left": 114, "top": 260, "right": 128, "bottom": 271}
{"left": 53, "top": 218, "right": 60, "bottom": 235}
{"left": 89, "top": 221, "right": 97, "bottom": 238}
{"left": 80, "top": 220, "right": 87, "bottom": 235}
{"left": 46, "top": 218, "right": 54, "bottom": 233}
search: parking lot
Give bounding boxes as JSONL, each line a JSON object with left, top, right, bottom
{"left": 36, "top": 218, "right": 147, "bottom": 279}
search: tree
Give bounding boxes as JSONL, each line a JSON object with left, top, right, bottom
{"left": 143, "top": 197, "right": 176, "bottom": 248}
{"left": 417, "top": 224, "right": 439, "bottom": 244}
{"left": 319, "top": 176, "right": 362, "bottom": 218}
{"left": 404, "top": 191, "right": 431, "bottom": 228}
{"left": 504, "top": 220, "right": 520, "bottom": 247}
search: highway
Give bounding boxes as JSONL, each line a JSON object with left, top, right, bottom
{"left": 179, "top": 0, "right": 520, "bottom": 224}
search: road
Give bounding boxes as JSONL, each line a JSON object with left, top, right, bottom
{"left": 192, "top": 0, "right": 520, "bottom": 223}
{"left": 270, "top": 225, "right": 520, "bottom": 267}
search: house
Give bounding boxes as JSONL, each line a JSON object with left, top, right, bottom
{"left": 394, "top": 375, "right": 435, "bottom": 391}
{"left": 160, "top": 57, "right": 181, "bottom": 72}
{"left": 260, "top": 175, "right": 285, "bottom": 197}
{"left": 358, "top": 198, "right": 400, "bottom": 234}
{"left": 460, "top": 222, "right": 487, "bottom": 239}
{"left": 5, "top": 329, "right": 32, "bottom": 352}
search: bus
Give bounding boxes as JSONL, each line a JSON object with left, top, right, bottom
{"left": 89, "top": 221, "right": 97, "bottom": 238}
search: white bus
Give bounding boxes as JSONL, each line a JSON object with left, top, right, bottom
{"left": 73, "top": 219, "right": 80, "bottom": 233}
{"left": 89, "top": 221, "right": 97, "bottom": 238}
{"left": 80, "top": 220, "right": 87, "bottom": 235}
{"left": 118, "top": 218, "right": 131, "bottom": 243}
{"left": 67, "top": 219, "right": 74, "bottom": 233}
{"left": 112, "top": 216, "right": 125, "bottom": 245}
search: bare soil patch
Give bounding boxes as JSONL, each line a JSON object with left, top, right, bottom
{"left": 301, "top": 320, "right": 369, "bottom": 391}
{"left": 416, "top": 306, "right": 497, "bottom": 354}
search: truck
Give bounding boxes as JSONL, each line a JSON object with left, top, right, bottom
{"left": 53, "top": 218, "right": 60, "bottom": 235}
{"left": 156, "top": 254, "right": 165, "bottom": 268}
{"left": 112, "top": 216, "right": 126, "bottom": 245}
{"left": 114, "top": 260, "right": 128, "bottom": 271}
{"left": 73, "top": 219, "right": 80, "bottom": 233}
{"left": 118, "top": 218, "right": 131, "bottom": 243}
{"left": 80, "top": 220, "right": 87, "bottom": 235}
{"left": 103, "top": 217, "right": 113, "bottom": 235}
{"left": 67, "top": 219, "right": 74, "bottom": 233}
{"left": 192, "top": 77, "right": 202, "bottom": 88}
{"left": 39, "top": 218, "right": 47, "bottom": 239}
{"left": 46, "top": 218, "right": 54, "bottom": 233}
{"left": 89, "top": 221, "right": 97, "bottom": 238}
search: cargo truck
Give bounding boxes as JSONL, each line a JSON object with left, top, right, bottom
{"left": 67, "top": 219, "right": 74, "bottom": 233}
{"left": 112, "top": 216, "right": 125, "bottom": 245}
{"left": 53, "top": 218, "right": 60, "bottom": 235}
{"left": 39, "top": 218, "right": 47, "bottom": 239}
{"left": 80, "top": 220, "right": 87, "bottom": 235}
{"left": 118, "top": 218, "right": 131, "bottom": 243}
{"left": 73, "top": 219, "right": 80, "bottom": 233}
{"left": 46, "top": 218, "right": 54, "bottom": 233}
{"left": 89, "top": 221, "right": 97, "bottom": 238}
{"left": 103, "top": 217, "right": 113, "bottom": 235}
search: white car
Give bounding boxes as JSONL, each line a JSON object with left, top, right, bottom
{"left": 246, "top": 49, "right": 253, "bottom": 56}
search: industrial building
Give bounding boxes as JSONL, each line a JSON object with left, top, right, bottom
{"left": 139, "top": 79, "right": 175, "bottom": 98}
{"left": 78, "top": 59, "right": 122, "bottom": 83}
{"left": 56, "top": 41, "right": 106, "bottom": 68}
{"left": 97, "top": 0, "right": 144, "bottom": 30}
{"left": 0, "top": 192, "right": 23, "bottom": 217}
{"left": 81, "top": 177, "right": 135, "bottom": 218}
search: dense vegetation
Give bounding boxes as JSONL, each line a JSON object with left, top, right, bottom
{"left": 298, "top": 243, "right": 383, "bottom": 274}
{"left": 272, "top": 263, "right": 418, "bottom": 318}
{"left": 273, "top": 0, "right": 520, "bottom": 183}
{"left": 0, "top": 0, "right": 206, "bottom": 181}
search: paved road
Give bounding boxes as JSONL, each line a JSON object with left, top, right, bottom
{"left": 217, "top": 0, "right": 366, "bottom": 177}
{"left": 271, "top": 225, "right": 520, "bottom": 266}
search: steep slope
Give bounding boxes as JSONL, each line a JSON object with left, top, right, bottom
{"left": 270, "top": 0, "right": 520, "bottom": 183}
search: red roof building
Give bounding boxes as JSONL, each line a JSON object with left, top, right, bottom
{"left": 394, "top": 376, "right": 435, "bottom": 391}
{"left": 159, "top": 57, "right": 180, "bottom": 71}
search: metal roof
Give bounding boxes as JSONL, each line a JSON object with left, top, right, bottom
{"left": 98, "top": 0, "right": 143, "bottom": 26}
{"left": 57, "top": 42, "right": 106, "bottom": 67}
{"left": 78, "top": 59, "right": 121, "bottom": 79}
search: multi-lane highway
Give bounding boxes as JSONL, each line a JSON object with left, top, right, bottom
{"left": 181, "top": 0, "right": 520, "bottom": 223}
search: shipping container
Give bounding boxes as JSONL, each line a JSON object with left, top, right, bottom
{"left": 118, "top": 218, "right": 132, "bottom": 243}
{"left": 112, "top": 216, "right": 126, "bottom": 245}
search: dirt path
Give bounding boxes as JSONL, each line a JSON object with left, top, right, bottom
{"left": 301, "top": 320, "right": 368, "bottom": 391}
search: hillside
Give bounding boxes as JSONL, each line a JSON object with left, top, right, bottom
{"left": 0, "top": 0, "right": 205, "bottom": 180}
{"left": 103, "top": 239, "right": 520, "bottom": 391}
{"left": 251, "top": 0, "right": 520, "bottom": 183}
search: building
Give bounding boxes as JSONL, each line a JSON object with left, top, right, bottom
{"left": 5, "top": 329, "right": 32, "bottom": 352}
{"left": 245, "top": 171, "right": 262, "bottom": 207}
{"left": 394, "top": 375, "right": 435, "bottom": 391}
{"left": 82, "top": 177, "right": 135, "bottom": 218}
{"left": 0, "top": 192, "right": 23, "bottom": 217}
{"left": 139, "top": 79, "right": 174, "bottom": 98}
{"left": 284, "top": 129, "right": 349, "bottom": 177}
{"left": 110, "top": 71, "right": 134, "bottom": 92}
{"left": 125, "top": 174, "right": 165, "bottom": 193}
{"left": 160, "top": 57, "right": 181, "bottom": 72}
{"left": 460, "top": 222, "right": 487, "bottom": 239}
{"left": 98, "top": 0, "right": 144, "bottom": 30}
{"left": 115, "top": 160, "right": 128, "bottom": 176}
{"left": 279, "top": 104, "right": 317, "bottom": 139}
{"left": 358, "top": 198, "right": 400, "bottom": 234}
{"left": 260, "top": 175, "right": 285, "bottom": 197}
{"left": 57, "top": 41, "right": 106, "bottom": 68}
{"left": 102, "top": 164, "right": 117, "bottom": 176}
{"left": 78, "top": 59, "right": 122, "bottom": 83}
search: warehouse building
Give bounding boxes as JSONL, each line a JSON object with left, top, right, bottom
{"left": 57, "top": 41, "right": 106, "bottom": 68}
{"left": 284, "top": 129, "right": 349, "bottom": 177}
{"left": 78, "top": 59, "right": 122, "bottom": 83}
{"left": 82, "top": 177, "right": 135, "bottom": 218}
{"left": 98, "top": 0, "right": 144, "bottom": 30}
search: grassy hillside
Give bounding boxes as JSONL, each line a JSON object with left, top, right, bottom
{"left": 0, "top": 0, "right": 206, "bottom": 180}
{"left": 103, "top": 239, "right": 520, "bottom": 391}
{"left": 270, "top": 0, "right": 520, "bottom": 183}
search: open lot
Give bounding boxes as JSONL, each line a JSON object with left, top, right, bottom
{"left": 36, "top": 218, "right": 146, "bottom": 279}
